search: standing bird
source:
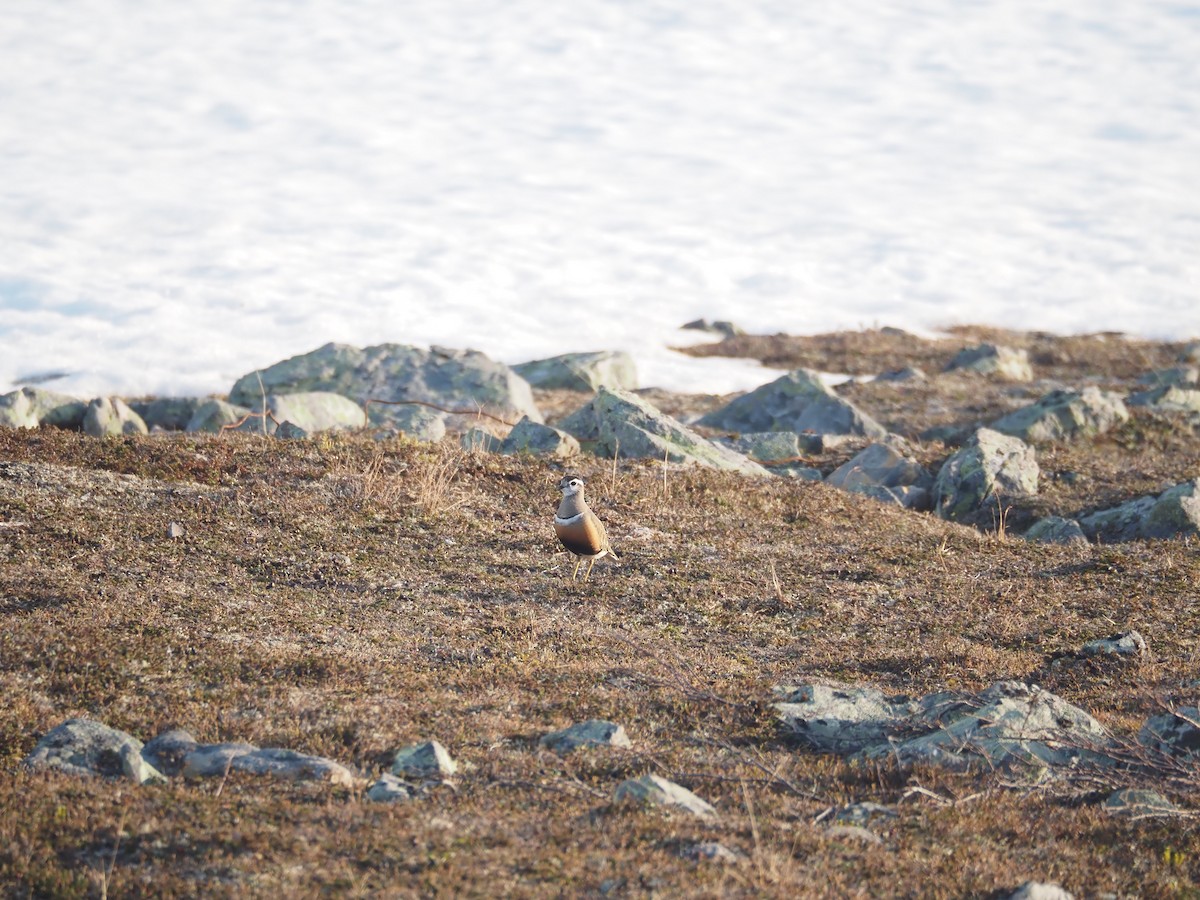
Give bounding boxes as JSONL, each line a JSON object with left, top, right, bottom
{"left": 553, "top": 475, "right": 618, "bottom": 580}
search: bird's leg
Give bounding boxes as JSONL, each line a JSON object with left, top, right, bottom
{"left": 571, "top": 557, "right": 583, "bottom": 580}
{"left": 584, "top": 557, "right": 596, "bottom": 580}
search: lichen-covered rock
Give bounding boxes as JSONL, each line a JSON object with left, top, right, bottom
{"left": 1023, "top": 516, "right": 1087, "bottom": 545}
{"left": 186, "top": 399, "right": 253, "bottom": 433}
{"left": 267, "top": 391, "right": 366, "bottom": 433}
{"left": 825, "top": 439, "right": 933, "bottom": 510}
{"left": 559, "top": 387, "right": 769, "bottom": 474}
{"left": 21, "top": 387, "right": 87, "bottom": 428}
{"left": 0, "top": 390, "right": 39, "bottom": 429}
{"left": 989, "top": 387, "right": 1128, "bottom": 443}
{"left": 697, "top": 369, "right": 886, "bottom": 438}
{"left": 392, "top": 740, "right": 457, "bottom": 778}
{"left": 132, "top": 397, "right": 204, "bottom": 431}
{"left": 539, "top": 719, "right": 631, "bottom": 754}
{"left": 24, "top": 718, "right": 164, "bottom": 785}
{"left": 83, "top": 397, "right": 149, "bottom": 437}
{"left": 944, "top": 343, "right": 1033, "bottom": 381}
{"left": 1126, "top": 384, "right": 1200, "bottom": 415}
{"left": 229, "top": 343, "right": 541, "bottom": 428}
{"left": 1078, "top": 478, "right": 1200, "bottom": 542}
{"left": 499, "top": 416, "right": 580, "bottom": 458}
{"left": 932, "top": 428, "right": 1039, "bottom": 527}
{"left": 723, "top": 431, "right": 819, "bottom": 463}
{"left": 613, "top": 774, "right": 717, "bottom": 819}
{"left": 774, "top": 683, "right": 919, "bottom": 755}
{"left": 513, "top": 350, "right": 638, "bottom": 392}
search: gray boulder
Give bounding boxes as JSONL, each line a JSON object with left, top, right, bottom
{"left": 989, "top": 387, "right": 1128, "bottom": 443}
{"left": 1023, "top": 516, "right": 1087, "bottom": 546}
{"left": 131, "top": 397, "right": 204, "bottom": 431}
{"left": 777, "top": 681, "right": 1115, "bottom": 772}
{"left": 21, "top": 387, "right": 87, "bottom": 428}
{"left": 944, "top": 343, "right": 1033, "bottom": 381}
{"left": 229, "top": 343, "right": 541, "bottom": 427}
{"left": 1139, "top": 707, "right": 1200, "bottom": 758}
{"left": 83, "top": 397, "right": 149, "bottom": 437}
{"left": 932, "top": 428, "right": 1039, "bottom": 527}
{"left": 1078, "top": 478, "right": 1200, "bottom": 542}
{"left": 499, "top": 416, "right": 580, "bottom": 458}
{"left": 613, "top": 774, "right": 717, "bottom": 819}
{"left": 1137, "top": 366, "right": 1199, "bottom": 388}
{"left": 0, "top": 390, "right": 39, "bottom": 429}
{"left": 380, "top": 404, "right": 448, "bottom": 442}
{"left": 513, "top": 350, "right": 638, "bottom": 392}
{"left": 825, "top": 439, "right": 933, "bottom": 510}
{"left": 539, "top": 719, "right": 631, "bottom": 754}
{"left": 267, "top": 391, "right": 366, "bottom": 433}
{"left": 461, "top": 427, "right": 503, "bottom": 453}
{"left": 1080, "top": 630, "right": 1146, "bottom": 658}
{"left": 24, "top": 718, "right": 164, "bottom": 785}
{"left": 697, "top": 369, "right": 886, "bottom": 438}
{"left": 558, "top": 388, "right": 769, "bottom": 475}
{"left": 681, "top": 318, "right": 744, "bottom": 339}
{"left": 142, "top": 729, "right": 355, "bottom": 786}
{"left": 186, "top": 399, "right": 253, "bottom": 434}
{"left": 874, "top": 366, "right": 927, "bottom": 383}
{"left": 392, "top": 740, "right": 457, "bottom": 778}
{"left": 367, "top": 773, "right": 419, "bottom": 803}
{"left": 1104, "top": 789, "right": 1184, "bottom": 819}
{"left": 1126, "top": 384, "right": 1200, "bottom": 415}
{"left": 275, "top": 421, "right": 309, "bottom": 440}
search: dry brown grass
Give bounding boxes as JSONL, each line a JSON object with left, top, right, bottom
{"left": 2, "top": 326, "right": 1200, "bottom": 897}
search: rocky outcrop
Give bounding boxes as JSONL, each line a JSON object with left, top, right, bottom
{"left": 23, "top": 718, "right": 164, "bottom": 785}
{"left": 1023, "top": 516, "right": 1087, "bottom": 545}
{"left": 142, "top": 729, "right": 356, "bottom": 786}
{"left": 392, "top": 740, "right": 457, "bottom": 778}
{"left": 539, "top": 719, "right": 631, "bottom": 754}
{"left": 230, "top": 343, "right": 541, "bottom": 429}
{"left": 1078, "top": 478, "right": 1200, "bottom": 542}
{"left": 267, "top": 391, "right": 367, "bottom": 433}
{"left": 613, "top": 774, "right": 717, "bottom": 819}
{"left": 499, "top": 416, "right": 580, "bottom": 458}
{"left": 0, "top": 390, "right": 39, "bottom": 429}
{"left": 513, "top": 351, "right": 637, "bottom": 392}
{"left": 932, "top": 428, "right": 1039, "bottom": 527}
{"left": 824, "top": 439, "right": 933, "bottom": 509}
{"left": 944, "top": 343, "right": 1033, "bottom": 381}
{"left": 989, "top": 387, "right": 1128, "bottom": 443}
{"left": 697, "top": 369, "right": 886, "bottom": 437}
{"left": 1126, "top": 384, "right": 1200, "bottom": 416}
{"left": 186, "top": 399, "right": 253, "bottom": 433}
{"left": 83, "top": 397, "right": 149, "bottom": 437}
{"left": 558, "top": 387, "right": 768, "bottom": 474}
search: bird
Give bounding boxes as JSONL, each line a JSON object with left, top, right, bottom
{"left": 553, "top": 474, "right": 618, "bottom": 580}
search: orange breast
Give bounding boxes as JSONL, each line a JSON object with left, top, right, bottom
{"left": 555, "top": 515, "right": 606, "bottom": 556}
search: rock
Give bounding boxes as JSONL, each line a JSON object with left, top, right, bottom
{"left": 679, "top": 841, "right": 746, "bottom": 864}
{"left": 874, "top": 366, "right": 927, "bottom": 383}
{"left": 932, "top": 428, "right": 1039, "bottom": 527}
{"left": 186, "top": 399, "right": 253, "bottom": 433}
{"left": 1126, "top": 384, "right": 1200, "bottom": 415}
{"left": 774, "top": 683, "right": 920, "bottom": 755}
{"left": 944, "top": 343, "right": 1033, "bottom": 381}
{"left": 989, "top": 388, "right": 1129, "bottom": 443}
{"left": 366, "top": 774, "right": 419, "bottom": 803}
{"left": 1139, "top": 707, "right": 1200, "bottom": 758}
{"left": 1078, "top": 478, "right": 1200, "bottom": 542}
{"left": 24, "top": 718, "right": 165, "bottom": 785}
{"left": 824, "top": 824, "right": 883, "bottom": 846}
{"left": 83, "top": 397, "right": 149, "bottom": 437}
{"left": 167, "top": 521, "right": 185, "bottom": 539}
{"left": 833, "top": 802, "right": 898, "bottom": 828}
{"left": 379, "top": 404, "right": 448, "bottom": 443}
{"left": 499, "top": 416, "right": 580, "bottom": 458}
{"left": 558, "top": 388, "right": 769, "bottom": 475}
{"left": 229, "top": 343, "right": 541, "bottom": 428}
{"left": 613, "top": 774, "right": 717, "bottom": 819}
{"left": 777, "top": 681, "right": 1115, "bottom": 772}
{"left": 681, "top": 318, "right": 744, "bottom": 338}
{"left": 1104, "top": 788, "right": 1184, "bottom": 818}
{"left": 20, "top": 387, "right": 87, "bottom": 428}
{"left": 859, "top": 681, "right": 1114, "bottom": 771}
{"left": 267, "top": 391, "right": 366, "bottom": 433}
{"left": 392, "top": 740, "right": 457, "bottom": 778}
{"left": 461, "top": 426, "right": 503, "bottom": 452}
{"left": 1137, "top": 366, "right": 1199, "bottom": 388}
{"left": 1007, "top": 882, "right": 1074, "bottom": 900}
{"left": 142, "top": 728, "right": 355, "bottom": 785}
{"left": 1079, "top": 630, "right": 1146, "bottom": 657}
{"left": 275, "top": 421, "right": 309, "bottom": 440}
{"left": 539, "top": 719, "right": 632, "bottom": 754}
{"left": 1023, "top": 516, "right": 1088, "bottom": 546}
{"left": 723, "top": 431, "right": 819, "bottom": 462}
{"left": 1179, "top": 341, "right": 1200, "bottom": 364}
{"left": 131, "top": 397, "right": 204, "bottom": 431}
{"left": 513, "top": 350, "right": 638, "bottom": 392}
{"left": 697, "top": 369, "right": 886, "bottom": 438}
{"left": 825, "top": 439, "right": 934, "bottom": 510}
{"left": 0, "top": 390, "right": 39, "bottom": 429}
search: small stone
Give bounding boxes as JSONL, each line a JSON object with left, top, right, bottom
{"left": 1023, "top": 516, "right": 1087, "bottom": 546}
{"left": 461, "top": 427, "right": 503, "bottom": 453}
{"left": 539, "top": 719, "right": 631, "bottom": 754}
{"left": 392, "top": 740, "right": 457, "bottom": 778}
{"left": 874, "top": 366, "right": 927, "bottom": 383}
{"left": 499, "top": 416, "right": 580, "bottom": 458}
{"left": 1079, "top": 631, "right": 1146, "bottom": 658}
{"left": 1007, "top": 882, "right": 1074, "bottom": 900}
{"left": 680, "top": 841, "right": 746, "bottom": 864}
{"left": 167, "top": 522, "right": 185, "bottom": 539}
{"left": 613, "top": 774, "right": 717, "bottom": 819}
{"left": 367, "top": 773, "right": 419, "bottom": 803}
{"left": 275, "top": 421, "right": 309, "bottom": 440}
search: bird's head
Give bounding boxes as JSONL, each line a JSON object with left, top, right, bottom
{"left": 558, "top": 475, "right": 586, "bottom": 497}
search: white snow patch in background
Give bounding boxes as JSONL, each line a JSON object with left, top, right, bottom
{"left": 0, "top": 1, "right": 1197, "bottom": 398}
